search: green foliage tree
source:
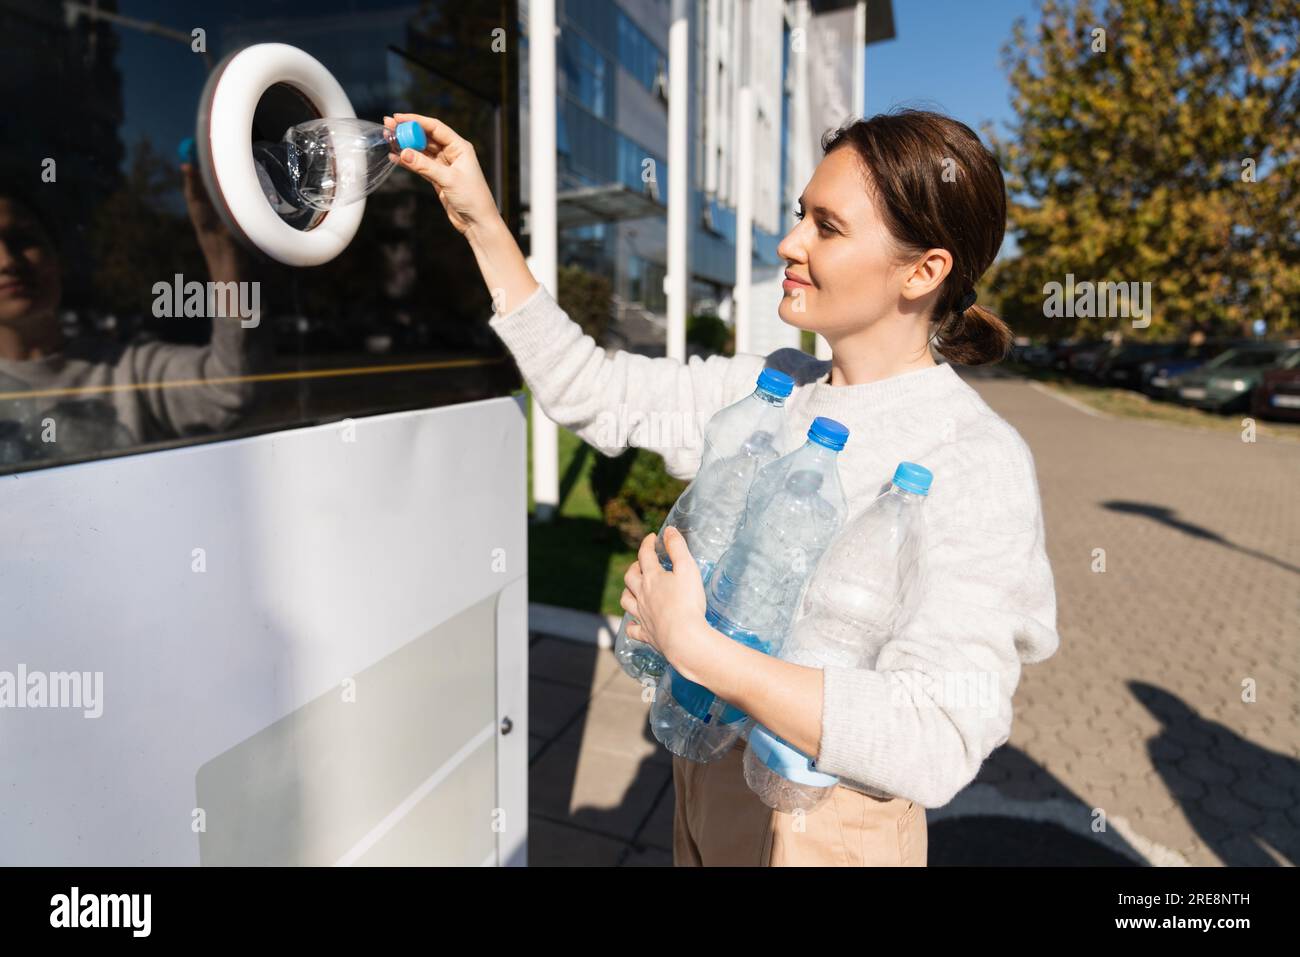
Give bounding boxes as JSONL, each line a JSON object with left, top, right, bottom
{"left": 89, "top": 140, "right": 204, "bottom": 321}
{"left": 590, "top": 446, "right": 687, "bottom": 548}
{"left": 687, "top": 312, "right": 732, "bottom": 354}
{"left": 987, "top": 0, "right": 1300, "bottom": 338}
{"left": 558, "top": 264, "right": 614, "bottom": 344}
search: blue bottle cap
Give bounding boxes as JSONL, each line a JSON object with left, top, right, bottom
{"left": 892, "top": 461, "right": 932, "bottom": 495}
{"left": 756, "top": 368, "right": 794, "bottom": 398}
{"left": 177, "top": 137, "right": 196, "bottom": 165}
{"left": 395, "top": 120, "right": 427, "bottom": 152}
{"left": 807, "top": 416, "right": 849, "bottom": 452}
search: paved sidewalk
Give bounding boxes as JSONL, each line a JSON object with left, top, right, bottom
{"left": 526, "top": 371, "right": 1300, "bottom": 866}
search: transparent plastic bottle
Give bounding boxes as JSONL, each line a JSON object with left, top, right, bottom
{"left": 252, "top": 118, "right": 427, "bottom": 213}
{"left": 613, "top": 368, "right": 794, "bottom": 681}
{"left": 744, "top": 462, "right": 932, "bottom": 812}
{"left": 649, "top": 417, "right": 850, "bottom": 763}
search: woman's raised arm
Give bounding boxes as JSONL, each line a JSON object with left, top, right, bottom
{"left": 387, "top": 112, "right": 539, "bottom": 314}
{"left": 390, "top": 111, "right": 766, "bottom": 478}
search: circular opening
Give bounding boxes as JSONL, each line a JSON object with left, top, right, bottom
{"left": 251, "top": 82, "right": 325, "bottom": 231}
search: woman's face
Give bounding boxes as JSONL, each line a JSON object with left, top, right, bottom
{"left": 776, "top": 147, "right": 909, "bottom": 343}
{"left": 0, "top": 198, "right": 62, "bottom": 328}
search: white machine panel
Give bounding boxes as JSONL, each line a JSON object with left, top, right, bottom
{"left": 0, "top": 397, "right": 528, "bottom": 866}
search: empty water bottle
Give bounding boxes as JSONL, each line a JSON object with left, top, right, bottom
{"left": 253, "top": 118, "right": 427, "bottom": 214}
{"left": 614, "top": 368, "right": 794, "bottom": 681}
{"left": 650, "top": 416, "right": 850, "bottom": 763}
{"left": 744, "top": 462, "right": 932, "bottom": 812}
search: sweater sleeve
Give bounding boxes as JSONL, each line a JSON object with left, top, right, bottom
{"left": 488, "top": 283, "right": 767, "bottom": 480}
{"left": 123, "top": 315, "right": 262, "bottom": 438}
{"left": 814, "top": 426, "right": 1060, "bottom": 808}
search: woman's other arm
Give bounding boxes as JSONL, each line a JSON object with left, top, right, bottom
{"left": 127, "top": 164, "right": 261, "bottom": 436}
{"left": 686, "top": 429, "right": 1059, "bottom": 809}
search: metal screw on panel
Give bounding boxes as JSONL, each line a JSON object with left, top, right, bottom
{"left": 500, "top": 716, "right": 514, "bottom": 735}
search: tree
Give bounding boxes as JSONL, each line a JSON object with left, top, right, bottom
{"left": 89, "top": 139, "right": 204, "bottom": 325}
{"left": 987, "top": 0, "right": 1299, "bottom": 338}
{"left": 558, "top": 264, "right": 613, "bottom": 344}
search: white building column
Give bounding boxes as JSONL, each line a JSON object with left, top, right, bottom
{"left": 733, "top": 85, "right": 755, "bottom": 355}
{"left": 812, "top": 0, "right": 868, "bottom": 363}
{"left": 853, "top": 0, "right": 867, "bottom": 118}
{"left": 666, "top": 0, "right": 691, "bottom": 362}
{"left": 528, "top": 0, "right": 559, "bottom": 519}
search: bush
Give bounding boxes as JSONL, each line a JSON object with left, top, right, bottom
{"left": 687, "top": 312, "right": 732, "bottom": 355}
{"left": 590, "top": 447, "right": 688, "bottom": 548}
{"left": 558, "top": 264, "right": 613, "bottom": 344}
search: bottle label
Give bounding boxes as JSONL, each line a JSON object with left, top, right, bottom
{"left": 748, "top": 724, "right": 839, "bottom": 788}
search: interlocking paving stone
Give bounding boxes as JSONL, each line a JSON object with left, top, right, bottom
{"left": 529, "top": 718, "right": 673, "bottom": 842}
{"left": 527, "top": 815, "right": 627, "bottom": 867}
{"left": 529, "top": 636, "right": 624, "bottom": 691}
{"left": 529, "top": 676, "right": 590, "bottom": 740}
{"left": 621, "top": 846, "right": 674, "bottom": 866}
{"left": 640, "top": 783, "right": 676, "bottom": 852}
{"left": 966, "top": 372, "right": 1299, "bottom": 867}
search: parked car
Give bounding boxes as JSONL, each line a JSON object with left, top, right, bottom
{"left": 1251, "top": 349, "right": 1300, "bottom": 421}
{"left": 1048, "top": 340, "right": 1102, "bottom": 372}
{"left": 1021, "top": 343, "right": 1055, "bottom": 367}
{"left": 1142, "top": 340, "right": 1242, "bottom": 399}
{"left": 1168, "top": 343, "right": 1298, "bottom": 413}
{"left": 1095, "top": 342, "right": 1183, "bottom": 389}
{"left": 1065, "top": 342, "right": 1111, "bottom": 378}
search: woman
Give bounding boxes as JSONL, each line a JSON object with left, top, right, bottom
{"left": 391, "top": 108, "right": 1060, "bottom": 866}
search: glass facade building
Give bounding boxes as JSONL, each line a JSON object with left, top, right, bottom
{"left": 536, "top": 0, "right": 788, "bottom": 345}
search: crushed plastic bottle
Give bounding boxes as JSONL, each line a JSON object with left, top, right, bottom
{"left": 743, "top": 462, "right": 932, "bottom": 812}
{"left": 649, "top": 417, "right": 850, "bottom": 763}
{"left": 252, "top": 118, "right": 426, "bottom": 213}
{"left": 614, "top": 368, "right": 794, "bottom": 681}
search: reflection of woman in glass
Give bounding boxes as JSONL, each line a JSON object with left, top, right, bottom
{"left": 0, "top": 165, "right": 260, "bottom": 467}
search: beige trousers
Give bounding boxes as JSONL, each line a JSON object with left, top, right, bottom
{"left": 672, "top": 739, "right": 927, "bottom": 866}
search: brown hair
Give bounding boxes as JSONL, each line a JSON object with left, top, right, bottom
{"left": 821, "top": 109, "right": 1012, "bottom": 365}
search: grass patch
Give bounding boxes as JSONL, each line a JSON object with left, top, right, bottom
{"left": 526, "top": 516, "right": 637, "bottom": 616}
{"left": 517, "top": 387, "right": 638, "bottom": 616}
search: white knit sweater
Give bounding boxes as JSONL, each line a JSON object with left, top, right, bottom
{"left": 490, "top": 284, "right": 1060, "bottom": 808}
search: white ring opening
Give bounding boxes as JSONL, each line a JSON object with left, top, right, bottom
{"left": 202, "top": 43, "right": 364, "bottom": 267}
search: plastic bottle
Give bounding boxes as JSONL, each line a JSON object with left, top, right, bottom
{"left": 614, "top": 368, "right": 794, "bottom": 681}
{"left": 649, "top": 416, "right": 850, "bottom": 763}
{"left": 743, "top": 462, "right": 932, "bottom": 812}
{"left": 252, "top": 118, "right": 427, "bottom": 213}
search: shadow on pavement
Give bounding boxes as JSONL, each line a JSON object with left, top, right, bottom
{"left": 1103, "top": 500, "right": 1300, "bottom": 575}
{"left": 929, "top": 815, "right": 1138, "bottom": 866}
{"left": 527, "top": 635, "right": 675, "bottom": 866}
{"left": 1130, "top": 681, "right": 1298, "bottom": 866}
{"left": 935, "top": 743, "right": 1143, "bottom": 866}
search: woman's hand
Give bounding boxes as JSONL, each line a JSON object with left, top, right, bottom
{"left": 621, "top": 527, "right": 710, "bottom": 671}
{"left": 623, "top": 530, "right": 824, "bottom": 761}
{"left": 180, "top": 163, "right": 239, "bottom": 280}
{"left": 385, "top": 113, "right": 502, "bottom": 238}
{"left": 386, "top": 112, "right": 539, "bottom": 314}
